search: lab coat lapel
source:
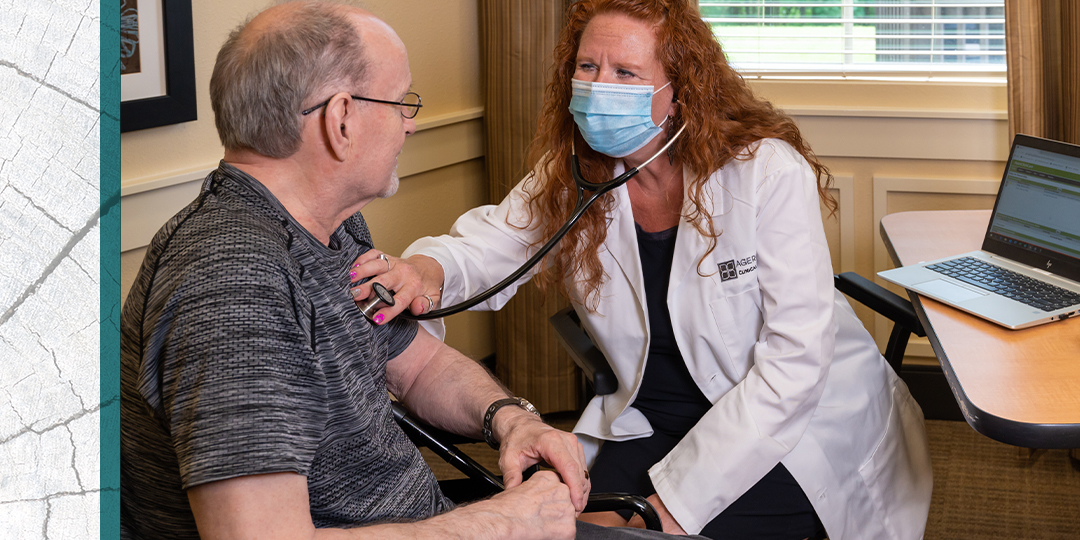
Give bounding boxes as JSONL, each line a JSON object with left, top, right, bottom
{"left": 604, "top": 164, "right": 647, "bottom": 319}
{"left": 669, "top": 167, "right": 722, "bottom": 295}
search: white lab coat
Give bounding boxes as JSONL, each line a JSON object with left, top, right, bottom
{"left": 403, "top": 139, "right": 932, "bottom": 539}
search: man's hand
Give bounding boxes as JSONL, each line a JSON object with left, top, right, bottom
{"left": 462, "top": 471, "right": 577, "bottom": 540}
{"left": 492, "top": 406, "right": 591, "bottom": 514}
{"left": 349, "top": 252, "right": 444, "bottom": 324}
{"left": 627, "top": 493, "right": 687, "bottom": 535}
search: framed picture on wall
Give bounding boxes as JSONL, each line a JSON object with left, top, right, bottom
{"left": 120, "top": 0, "right": 197, "bottom": 132}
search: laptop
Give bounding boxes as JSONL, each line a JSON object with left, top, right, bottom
{"left": 879, "top": 134, "right": 1080, "bottom": 329}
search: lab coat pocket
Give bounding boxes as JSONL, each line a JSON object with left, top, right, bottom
{"left": 856, "top": 384, "right": 933, "bottom": 540}
{"left": 708, "top": 289, "right": 762, "bottom": 374}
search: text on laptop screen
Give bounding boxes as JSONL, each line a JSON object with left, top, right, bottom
{"left": 987, "top": 144, "right": 1080, "bottom": 262}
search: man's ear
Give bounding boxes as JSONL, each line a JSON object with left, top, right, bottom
{"left": 323, "top": 93, "right": 353, "bottom": 162}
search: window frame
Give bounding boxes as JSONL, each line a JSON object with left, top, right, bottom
{"left": 696, "top": 0, "right": 1007, "bottom": 83}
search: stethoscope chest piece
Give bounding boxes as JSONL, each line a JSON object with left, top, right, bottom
{"left": 359, "top": 282, "right": 396, "bottom": 321}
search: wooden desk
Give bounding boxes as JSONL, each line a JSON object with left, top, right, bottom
{"left": 880, "top": 210, "right": 1080, "bottom": 448}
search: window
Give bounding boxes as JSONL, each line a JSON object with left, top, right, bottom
{"left": 700, "top": 0, "right": 1006, "bottom": 80}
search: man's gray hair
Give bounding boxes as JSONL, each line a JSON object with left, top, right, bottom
{"left": 210, "top": 1, "right": 369, "bottom": 158}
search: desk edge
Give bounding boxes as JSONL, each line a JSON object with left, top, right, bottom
{"left": 908, "top": 293, "right": 1080, "bottom": 448}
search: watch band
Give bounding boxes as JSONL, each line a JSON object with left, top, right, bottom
{"left": 482, "top": 397, "right": 540, "bottom": 450}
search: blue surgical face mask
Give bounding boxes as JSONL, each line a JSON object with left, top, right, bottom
{"left": 568, "top": 79, "right": 671, "bottom": 158}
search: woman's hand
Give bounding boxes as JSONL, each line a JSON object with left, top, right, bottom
{"left": 627, "top": 494, "right": 687, "bottom": 535}
{"left": 349, "top": 251, "right": 445, "bottom": 324}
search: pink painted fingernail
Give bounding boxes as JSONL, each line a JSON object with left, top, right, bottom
{"left": 349, "top": 271, "right": 357, "bottom": 280}
{"left": 374, "top": 313, "right": 385, "bottom": 325}
{"left": 352, "top": 263, "right": 362, "bottom": 268}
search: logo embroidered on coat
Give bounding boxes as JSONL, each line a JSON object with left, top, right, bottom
{"left": 719, "top": 260, "right": 738, "bottom": 282}
{"left": 718, "top": 254, "right": 758, "bottom": 282}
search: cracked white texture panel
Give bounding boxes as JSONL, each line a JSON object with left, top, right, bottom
{"left": 0, "top": 0, "right": 100, "bottom": 538}
{"left": 48, "top": 492, "right": 99, "bottom": 539}
{"left": 0, "top": 316, "right": 85, "bottom": 437}
{"left": 0, "top": 186, "right": 70, "bottom": 329}
{"left": 0, "top": 500, "right": 48, "bottom": 538}
{"left": 0, "top": 426, "right": 81, "bottom": 501}
{"left": 69, "top": 405, "right": 99, "bottom": 492}
{"left": 45, "top": 10, "right": 100, "bottom": 108}
{"left": 0, "top": 237, "right": 100, "bottom": 438}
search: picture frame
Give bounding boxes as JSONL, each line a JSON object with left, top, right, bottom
{"left": 120, "top": 0, "right": 197, "bottom": 132}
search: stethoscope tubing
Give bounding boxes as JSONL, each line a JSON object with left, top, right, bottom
{"left": 402, "top": 124, "right": 686, "bottom": 321}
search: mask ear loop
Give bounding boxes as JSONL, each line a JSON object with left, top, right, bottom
{"left": 666, "top": 98, "right": 682, "bottom": 164}
{"left": 654, "top": 81, "right": 676, "bottom": 143}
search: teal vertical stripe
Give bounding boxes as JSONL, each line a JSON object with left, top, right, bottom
{"left": 101, "top": 0, "right": 121, "bottom": 538}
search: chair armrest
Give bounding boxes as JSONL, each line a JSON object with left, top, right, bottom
{"left": 584, "top": 493, "right": 662, "bottom": 532}
{"left": 391, "top": 401, "right": 505, "bottom": 494}
{"left": 393, "top": 402, "right": 663, "bottom": 531}
{"left": 549, "top": 307, "right": 617, "bottom": 395}
{"left": 834, "top": 272, "right": 925, "bottom": 337}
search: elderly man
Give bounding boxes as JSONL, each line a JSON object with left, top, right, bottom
{"left": 120, "top": 2, "right": 695, "bottom": 539}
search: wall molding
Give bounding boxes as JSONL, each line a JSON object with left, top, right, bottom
{"left": 825, "top": 174, "right": 856, "bottom": 274}
{"left": 785, "top": 106, "right": 1006, "bottom": 121}
{"left": 790, "top": 113, "right": 1009, "bottom": 162}
{"left": 121, "top": 108, "right": 486, "bottom": 252}
{"left": 871, "top": 175, "right": 1001, "bottom": 356}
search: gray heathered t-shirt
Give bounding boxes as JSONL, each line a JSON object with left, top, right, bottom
{"left": 120, "top": 163, "right": 451, "bottom": 539}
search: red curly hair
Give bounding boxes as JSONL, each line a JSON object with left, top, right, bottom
{"left": 523, "top": 0, "right": 834, "bottom": 309}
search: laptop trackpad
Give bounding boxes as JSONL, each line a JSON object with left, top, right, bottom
{"left": 915, "top": 279, "right": 985, "bottom": 303}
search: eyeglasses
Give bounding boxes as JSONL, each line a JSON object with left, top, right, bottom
{"left": 301, "top": 92, "right": 422, "bottom": 119}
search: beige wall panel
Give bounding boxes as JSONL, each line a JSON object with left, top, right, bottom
{"left": 751, "top": 80, "right": 1007, "bottom": 112}
{"left": 821, "top": 156, "right": 1006, "bottom": 180}
{"left": 363, "top": 161, "right": 486, "bottom": 255}
{"left": 372, "top": 0, "right": 481, "bottom": 118}
{"left": 793, "top": 115, "right": 1007, "bottom": 161}
{"left": 887, "top": 192, "right": 998, "bottom": 215}
{"left": 121, "top": 247, "right": 147, "bottom": 302}
{"left": 121, "top": 0, "right": 481, "bottom": 183}
{"left": 820, "top": 175, "right": 855, "bottom": 274}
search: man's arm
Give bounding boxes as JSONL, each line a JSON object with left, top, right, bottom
{"left": 386, "top": 327, "right": 591, "bottom": 511}
{"left": 187, "top": 470, "right": 577, "bottom": 540}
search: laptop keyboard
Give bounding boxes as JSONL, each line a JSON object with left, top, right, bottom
{"left": 927, "top": 256, "right": 1080, "bottom": 312}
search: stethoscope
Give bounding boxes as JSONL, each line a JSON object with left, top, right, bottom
{"left": 359, "top": 124, "right": 687, "bottom": 322}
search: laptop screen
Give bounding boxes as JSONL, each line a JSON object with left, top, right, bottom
{"left": 984, "top": 135, "right": 1080, "bottom": 284}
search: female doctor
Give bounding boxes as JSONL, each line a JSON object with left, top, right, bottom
{"left": 350, "top": 1, "right": 932, "bottom": 538}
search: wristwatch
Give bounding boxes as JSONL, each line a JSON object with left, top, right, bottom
{"left": 482, "top": 397, "right": 541, "bottom": 450}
